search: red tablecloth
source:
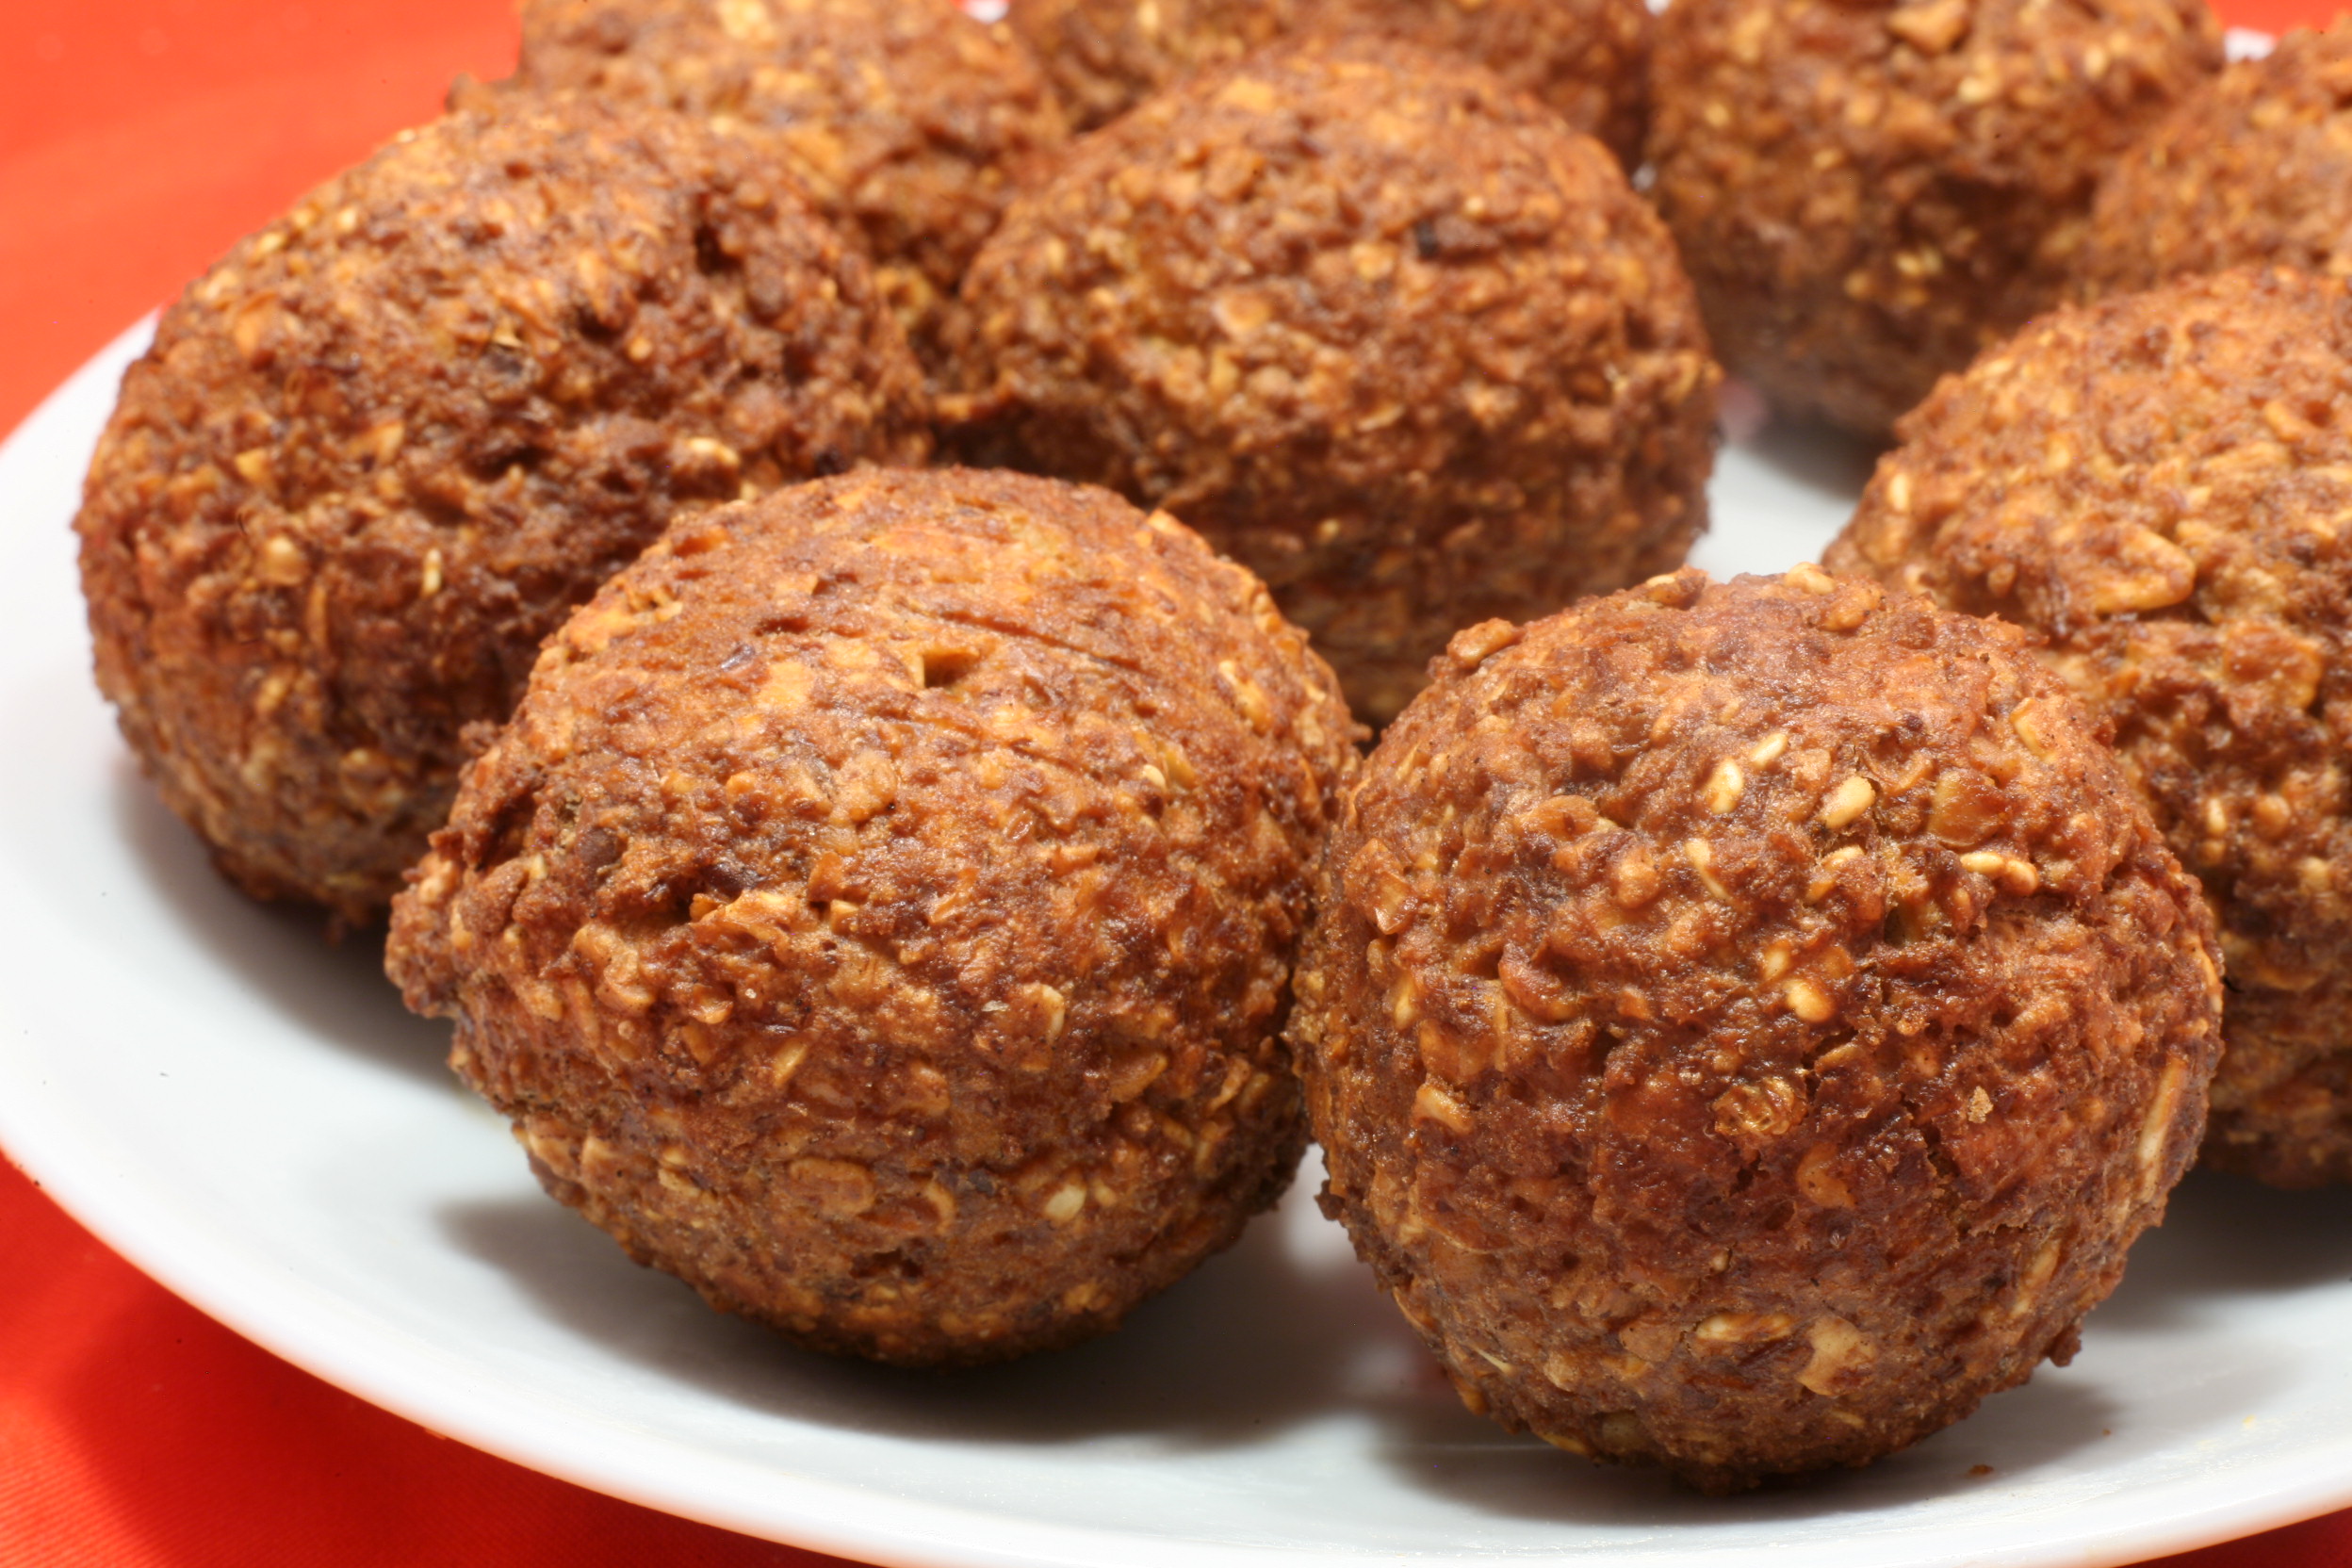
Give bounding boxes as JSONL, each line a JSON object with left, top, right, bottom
{"left": 6, "top": 4, "right": 2352, "bottom": 1564}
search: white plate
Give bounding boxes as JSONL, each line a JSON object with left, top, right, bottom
{"left": 3, "top": 320, "right": 2350, "bottom": 1568}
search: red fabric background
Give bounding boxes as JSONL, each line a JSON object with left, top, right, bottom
{"left": 4, "top": 3, "right": 2351, "bottom": 1564}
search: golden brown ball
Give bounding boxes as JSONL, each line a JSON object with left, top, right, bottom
{"left": 387, "top": 467, "right": 1359, "bottom": 1365}
{"left": 2080, "top": 22, "right": 2352, "bottom": 297}
{"left": 74, "top": 95, "right": 927, "bottom": 925}
{"left": 951, "top": 38, "right": 1719, "bottom": 726}
{"left": 1292, "top": 568, "right": 2223, "bottom": 1490}
{"left": 1829, "top": 266, "right": 2352, "bottom": 1188}
{"left": 1007, "top": 0, "right": 1655, "bottom": 165}
{"left": 514, "top": 0, "right": 1070, "bottom": 366}
{"left": 1648, "top": 0, "right": 2221, "bottom": 437}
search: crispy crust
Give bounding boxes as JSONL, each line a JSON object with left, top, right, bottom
{"left": 515, "top": 0, "right": 1070, "bottom": 368}
{"left": 1007, "top": 0, "right": 1312, "bottom": 131}
{"left": 74, "top": 95, "right": 927, "bottom": 924}
{"left": 1291, "top": 568, "right": 2222, "bottom": 1490}
{"left": 2080, "top": 21, "right": 2352, "bottom": 297}
{"left": 1006, "top": 0, "right": 1655, "bottom": 166}
{"left": 387, "top": 467, "right": 1360, "bottom": 1365}
{"left": 950, "top": 38, "right": 1718, "bottom": 725}
{"left": 1648, "top": 0, "right": 2220, "bottom": 437}
{"left": 1828, "top": 267, "right": 2352, "bottom": 1187}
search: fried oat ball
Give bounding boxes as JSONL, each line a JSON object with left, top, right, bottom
{"left": 2079, "top": 22, "right": 2352, "bottom": 297}
{"left": 1828, "top": 267, "right": 2352, "bottom": 1188}
{"left": 951, "top": 38, "right": 1719, "bottom": 726}
{"left": 1006, "top": 0, "right": 1655, "bottom": 165}
{"left": 514, "top": 0, "right": 1070, "bottom": 365}
{"left": 387, "top": 467, "right": 1358, "bottom": 1365}
{"left": 74, "top": 96, "right": 927, "bottom": 925}
{"left": 1006, "top": 0, "right": 1310, "bottom": 130}
{"left": 1291, "top": 568, "right": 2223, "bottom": 1491}
{"left": 1648, "top": 0, "right": 2221, "bottom": 438}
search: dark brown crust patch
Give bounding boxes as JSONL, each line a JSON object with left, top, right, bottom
{"left": 1648, "top": 0, "right": 2221, "bottom": 437}
{"left": 387, "top": 467, "right": 1360, "bottom": 1366}
{"left": 1830, "top": 266, "right": 2352, "bottom": 1188}
{"left": 74, "top": 94, "right": 928, "bottom": 923}
{"left": 950, "top": 37, "right": 1718, "bottom": 726}
{"left": 1291, "top": 568, "right": 2222, "bottom": 1490}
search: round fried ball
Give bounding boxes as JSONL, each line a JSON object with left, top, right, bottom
{"left": 1007, "top": 0, "right": 1310, "bottom": 130}
{"left": 74, "top": 96, "right": 927, "bottom": 924}
{"left": 1648, "top": 0, "right": 2221, "bottom": 438}
{"left": 1828, "top": 267, "right": 2352, "bottom": 1188}
{"left": 1291, "top": 567, "right": 2223, "bottom": 1491}
{"left": 1007, "top": 0, "right": 1655, "bottom": 166}
{"left": 2080, "top": 22, "right": 2352, "bottom": 298}
{"left": 515, "top": 0, "right": 1070, "bottom": 365}
{"left": 951, "top": 37, "right": 1719, "bottom": 726}
{"left": 386, "top": 467, "right": 1358, "bottom": 1365}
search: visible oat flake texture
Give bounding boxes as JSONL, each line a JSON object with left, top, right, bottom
{"left": 75, "top": 93, "right": 928, "bottom": 923}
{"left": 1831, "top": 265, "right": 2352, "bottom": 1188}
{"left": 952, "top": 36, "right": 1719, "bottom": 725}
{"left": 1292, "top": 568, "right": 2222, "bottom": 1489}
{"left": 388, "top": 467, "right": 1360, "bottom": 1366}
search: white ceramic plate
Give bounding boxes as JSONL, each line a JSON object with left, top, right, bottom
{"left": 3, "top": 321, "right": 2350, "bottom": 1568}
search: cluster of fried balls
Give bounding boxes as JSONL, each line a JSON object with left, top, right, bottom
{"left": 67, "top": 0, "right": 2352, "bottom": 1495}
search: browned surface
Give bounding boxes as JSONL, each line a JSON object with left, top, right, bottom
{"left": 387, "top": 467, "right": 1360, "bottom": 1365}
{"left": 74, "top": 95, "right": 928, "bottom": 925}
{"left": 515, "top": 0, "right": 1069, "bottom": 368}
{"left": 1007, "top": 0, "right": 1310, "bottom": 131}
{"left": 1291, "top": 568, "right": 2223, "bottom": 1490}
{"left": 1007, "top": 0, "right": 1655, "bottom": 165}
{"left": 1829, "top": 267, "right": 2352, "bottom": 1187}
{"left": 2081, "top": 21, "right": 2352, "bottom": 296}
{"left": 949, "top": 38, "right": 1718, "bottom": 726}
{"left": 1648, "top": 0, "right": 2221, "bottom": 438}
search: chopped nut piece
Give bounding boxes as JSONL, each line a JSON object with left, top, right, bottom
{"left": 1612, "top": 844, "right": 1662, "bottom": 909}
{"left": 1805, "top": 844, "right": 1867, "bottom": 905}
{"left": 1820, "top": 776, "right": 1876, "bottom": 830}
{"left": 1798, "top": 1315, "right": 1875, "bottom": 1396}
{"left": 1414, "top": 1080, "right": 1475, "bottom": 1133}
{"left": 1996, "top": 857, "right": 2041, "bottom": 896}
{"left": 1686, "top": 838, "right": 1735, "bottom": 902}
{"left": 1784, "top": 975, "right": 1837, "bottom": 1022}
{"left": 1043, "top": 1181, "right": 1088, "bottom": 1223}
{"left": 1705, "top": 759, "right": 1746, "bottom": 813}
{"left": 1794, "top": 1141, "right": 1854, "bottom": 1207}
{"left": 1695, "top": 1311, "right": 1796, "bottom": 1344}
{"left": 1786, "top": 562, "right": 1837, "bottom": 596}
